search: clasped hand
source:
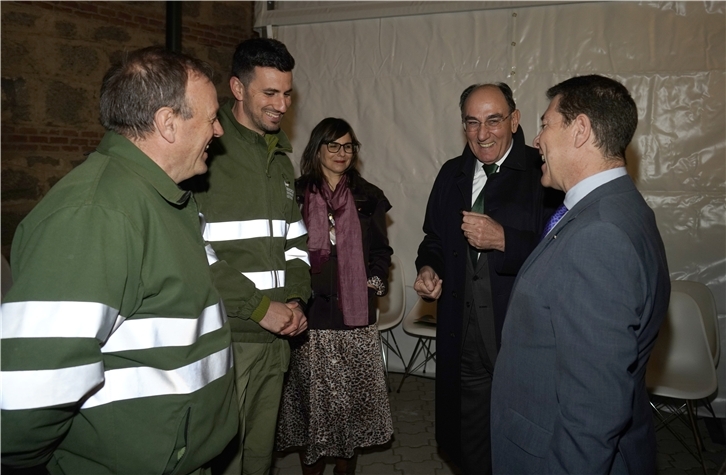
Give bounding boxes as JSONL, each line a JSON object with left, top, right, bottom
{"left": 259, "top": 300, "right": 308, "bottom": 336}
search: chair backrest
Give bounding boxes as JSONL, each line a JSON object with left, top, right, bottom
{"left": 671, "top": 279, "right": 720, "bottom": 364}
{"left": 376, "top": 254, "right": 406, "bottom": 332}
{"left": 646, "top": 288, "right": 717, "bottom": 400}
{"left": 402, "top": 297, "right": 437, "bottom": 339}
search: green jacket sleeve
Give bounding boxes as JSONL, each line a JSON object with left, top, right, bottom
{"left": 1, "top": 206, "right": 135, "bottom": 468}
{"left": 208, "top": 258, "right": 271, "bottom": 323}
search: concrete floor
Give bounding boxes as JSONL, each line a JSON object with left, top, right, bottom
{"left": 272, "top": 373, "right": 726, "bottom": 475}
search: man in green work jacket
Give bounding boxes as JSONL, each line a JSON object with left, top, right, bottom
{"left": 1, "top": 47, "right": 237, "bottom": 475}
{"left": 190, "top": 38, "right": 310, "bottom": 475}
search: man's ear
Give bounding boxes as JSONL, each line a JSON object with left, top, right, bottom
{"left": 572, "top": 113, "right": 592, "bottom": 149}
{"left": 509, "top": 109, "right": 521, "bottom": 134}
{"left": 154, "top": 107, "right": 177, "bottom": 143}
{"left": 230, "top": 76, "right": 246, "bottom": 102}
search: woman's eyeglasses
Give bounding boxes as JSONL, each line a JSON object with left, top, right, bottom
{"left": 325, "top": 142, "right": 360, "bottom": 154}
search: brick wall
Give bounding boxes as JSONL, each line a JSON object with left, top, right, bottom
{"left": 1, "top": 1, "right": 255, "bottom": 259}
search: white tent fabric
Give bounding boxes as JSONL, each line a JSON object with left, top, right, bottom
{"left": 256, "top": 1, "right": 726, "bottom": 412}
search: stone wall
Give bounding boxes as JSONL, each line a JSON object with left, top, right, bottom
{"left": 1, "top": 1, "right": 255, "bottom": 258}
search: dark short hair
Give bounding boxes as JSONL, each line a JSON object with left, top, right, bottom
{"left": 99, "top": 46, "right": 214, "bottom": 140}
{"left": 546, "top": 75, "right": 637, "bottom": 160}
{"left": 231, "top": 38, "right": 295, "bottom": 86}
{"left": 459, "top": 82, "right": 516, "bottom": 119}
{"left": 300, "top": 117, "right": 361, "bottom": 191}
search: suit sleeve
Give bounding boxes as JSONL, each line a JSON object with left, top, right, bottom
{"left": 1, "top": 206, "right": 133, "bottom": 468}
{"left": 416, "top": 170, "right": 448, "bottom": 277}
{"left": 547, "top": 222, "right": 645, "bottom": 473}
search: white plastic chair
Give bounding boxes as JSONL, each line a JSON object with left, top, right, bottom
{"left": 646, "top": 285, "right": 718, "bottom": 475}
{"left": 671, "top": 280, "right": 720, "bottom": 365}
{"left": 375, "top": 255, "right": 406, "bottom": 390}
{"left": 396, "top": 297, "right": 437, "bottom": 393}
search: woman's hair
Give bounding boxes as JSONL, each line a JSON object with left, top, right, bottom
{"left": 300, "top": 117, "right": 361, "bottom": 191}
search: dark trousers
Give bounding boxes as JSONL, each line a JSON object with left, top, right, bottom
{"left": 460, "top": 311, "right": 494, "bottom": 475}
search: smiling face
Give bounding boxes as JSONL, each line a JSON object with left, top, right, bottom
{"left": 319, "top": 133, "right": 354, "bottom": 183}
{"left": 174, "top": 74, "right": 223, "bottom": 182}
{"left": 230, "top": 66, "right": 292, "bottom": 135}
{"left": 533, "top": 95, "right": 572, "bottom": 191}
{"left": 462, "top": 85, "right": 520, "bottom": 165}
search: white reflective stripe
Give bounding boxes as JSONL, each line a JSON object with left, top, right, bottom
{"left": 82, "top": 347, "right": 233, "bottom": 409}
{"left": 1, "top": 362, "right": 105, "bottom": 410}
{"left": 270, "top": 220, "right": 287, "bottom": 238}
{"left": 204, "top": 219, "right": 288, "bottom": 241}
{"left": 242, "top": 270, "right": 285, "bottom": 290}
{"left": 1, "top": 301, "right": 121, "bottom": 341}
{"left": 286, "top": 220, "right": 308, "bottom": 239}
{"left": 101, "top": 303, "right": 226, "bottom": 353}
{"left": 205, "top": 243, "right": 219, "bottom": 265}
{"left": 204, "top": 220, "right": 268, "bottom": 241}
{"left": 198, "top": 212, "right": 207, "bottom": 235}
{"left": 285, "top": 247, "right": 311, "bottom": 266}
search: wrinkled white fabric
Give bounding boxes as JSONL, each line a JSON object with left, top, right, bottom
{"left": 261, "top": 0, "right": 726, "bottom": 409}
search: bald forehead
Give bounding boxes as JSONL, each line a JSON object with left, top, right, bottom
{"left": 464, "top": 85, "right": 508, "bottom": 114}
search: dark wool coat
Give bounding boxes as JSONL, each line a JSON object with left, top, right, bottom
{"left": 416, "top": 126, "right": 563, "bottom": 462}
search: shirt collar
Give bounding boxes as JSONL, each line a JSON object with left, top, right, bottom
{"left": 219, "top": 101, "right": 292, "bottom": 152}
{"left": 95, "top": 131, "right": 190, "bottom": 205}
{"left": 564, "top": 166, "right": 628, "bottom": 210}
{"left": 473, "top": 140, "right": 513, "bottom": 177}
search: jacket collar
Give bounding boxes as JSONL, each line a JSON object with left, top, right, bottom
{"left": 96, "top": 131, "right": 190, "bottom": 206}
{"left": 218, "top": 100, "right": 292, "bottom": 153}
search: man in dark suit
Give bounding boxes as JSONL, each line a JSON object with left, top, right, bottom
{"left": 490, "top": 75, "right": 670, "bottom": 474}
{"left": 414, "top": 83, "right": 563, "bottom": 474}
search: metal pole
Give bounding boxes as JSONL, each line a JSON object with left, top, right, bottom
{"left": 166, "top": 1, "right": 182, "bottom": 52}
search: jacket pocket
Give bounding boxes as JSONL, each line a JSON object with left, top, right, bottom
{"left": 502, "top": 408, "right": 552, "bottom": 458}
{"left": 164, "top": 407, "right": 191, "bottom": 475}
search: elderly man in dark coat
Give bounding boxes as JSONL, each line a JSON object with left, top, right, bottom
{"left": 414, "top": 83, "right": 562, "bottom": 475}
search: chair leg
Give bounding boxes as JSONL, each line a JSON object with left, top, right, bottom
{"left": 385, "top": 331, "right": 404, "bottom": 366}
{"left": 379, "top": 331, "right": 391, "bottom": 392}
{"left": 651, "top": 400, "right": 706, "bottom": 470}
{"left": 685, "top": 400, "right": 709, "bottom": 475}
{"left": 396, "top": 337, "right": 437, "bottom": 392}
{"left": 397, "top": 338, "right": 423, "bottom": 393}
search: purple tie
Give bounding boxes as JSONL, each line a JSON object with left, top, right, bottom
{"left": 541, "top": 204, "right": 568, "bottom": 240}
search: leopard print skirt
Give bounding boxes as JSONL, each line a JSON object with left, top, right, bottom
{"left": 275, "top": 324, "right": 394, "bottom": 465}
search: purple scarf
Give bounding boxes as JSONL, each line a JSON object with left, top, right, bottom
{"left": 303, "top": 175, "right": 368, "bottom": 327}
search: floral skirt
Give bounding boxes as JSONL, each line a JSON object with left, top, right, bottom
{"left": 275, "top": 324, "right": 393, "bottom": 465}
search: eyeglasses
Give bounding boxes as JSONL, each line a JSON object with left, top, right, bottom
{"left": 463, "top": 112, "right": 513, "bottom": 132}
{"left": 325, "top": 141, "right": 360, "bottom": 154}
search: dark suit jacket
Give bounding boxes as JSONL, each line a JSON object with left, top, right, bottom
{"left": 416, "top": 126, "right": 563, "bottom": 462}
{"left": 490, "top": 175, "right": 670, "bottom": 475}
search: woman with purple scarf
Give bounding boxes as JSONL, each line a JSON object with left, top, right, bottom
{"left": 276, "top": 118, "right": 394, "bottom": 475}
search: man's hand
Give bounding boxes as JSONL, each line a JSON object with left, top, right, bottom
{"left": 461, "top": 211, "right": 505, "bottom": 252}
{"left": 259, "top": 301, "right": 308, "bottom": 336}
{"left": 285, "top": 300, "right": 308, "bottom": 336}
{"left": 414, "top": 265, "right": 443, "bottom": 300}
